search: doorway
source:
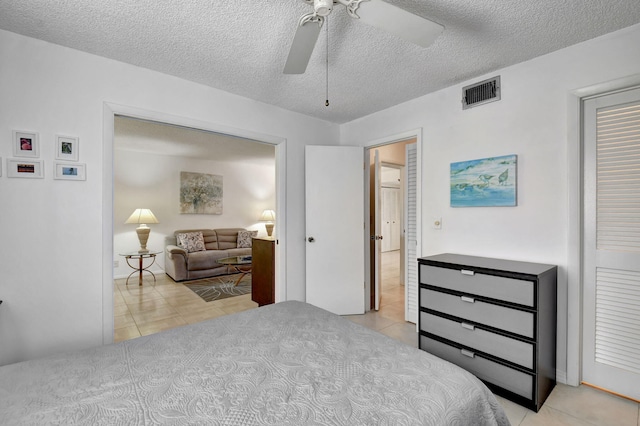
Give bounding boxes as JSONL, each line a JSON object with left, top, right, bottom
{"left": 102, "top": 103, "right": 287, "bottom": 344}
{"left": 366, "top": 137, "right": 418, "bottom": 322}
{"left": 379, "top": 165, "right": 404, "bottom": 318}
{"left": 112, "top": 116, "right": 277, "bottom": 341}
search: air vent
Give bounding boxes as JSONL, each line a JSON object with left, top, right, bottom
{"left": 462, "top": 76, "right": 501, "bottom": 109}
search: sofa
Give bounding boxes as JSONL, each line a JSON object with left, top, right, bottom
{"left": 164, "top": 228, "right": 255, "bottom": 282}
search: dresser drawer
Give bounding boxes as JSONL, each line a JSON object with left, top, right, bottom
{"left": 421, "top": 336, "right": 534, "bottom": 400}
{"left": 421, "top": 289, "right": 534, "bottom": 338}
{"left": 420, "top": 264, "right": 534, "bottom": 307}
{"left": 420, "top": 312, "right": 534, "bottom": 369}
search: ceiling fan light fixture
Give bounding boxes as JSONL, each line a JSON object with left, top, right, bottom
{"left": 285, "top": 0, "right": 443, "bottom": 75}
{"left": 314, "top": 0, "right": 333, "bottom": 16}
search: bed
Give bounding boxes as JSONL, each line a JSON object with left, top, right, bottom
{"left": 0, "top": 301, "right": 509, "bottom": 425}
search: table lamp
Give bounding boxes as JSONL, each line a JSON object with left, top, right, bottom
{"left": 259, "top": 209, "right": 276, "bottom": 237}
{"left": 125, "top": 208, "right": 159, "bottom": 253}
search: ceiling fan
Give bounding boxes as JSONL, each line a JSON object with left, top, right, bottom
{"left": 284, "top": 0, "right": 444, "bottom": 74}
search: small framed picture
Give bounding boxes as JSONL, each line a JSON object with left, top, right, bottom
{"left": 55, "top": 135, "right": 79, "bottom": 161}
{"left": 13, "top": 130, "right": 40, "bottom": 158}
{"left": 7, "top": 158, "right": 44, "bottom": 178}
{"left": 54, "top": 162, "right": 86, "bottom": 180}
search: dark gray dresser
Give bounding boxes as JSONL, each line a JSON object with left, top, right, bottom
{"left": 418, "top": 253, "right": 557, "bottom": 412}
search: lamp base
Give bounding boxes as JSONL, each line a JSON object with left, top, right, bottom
{"left": 136, "top": 226, "right": 151, "bottom": 253}
{"left": 265, "top": 223, "right": 274, "bottom": 237}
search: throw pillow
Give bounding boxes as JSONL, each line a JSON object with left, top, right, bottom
{"left": 176, "top": 231, "right": 206, "bottom": 253}
{"left": 237, "top": 230, "right": 258, "bottom": 248}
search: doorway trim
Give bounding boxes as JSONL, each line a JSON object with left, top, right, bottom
{"left": 363, "top": 128, "right": 422, "bottom": 312}
{"left": 102, "top": 102, "right": 287, "bottom": 344}
{"left": 566, "top": 73, "right": 640, "bottom": 386}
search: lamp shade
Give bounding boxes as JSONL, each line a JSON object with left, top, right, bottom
{"left": 125, "top": 208, "right": 159, "bottom": 225}
{"left": 259, "top": 209, "right": 276, "bottom": 222}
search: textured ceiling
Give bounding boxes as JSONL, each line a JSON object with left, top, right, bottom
{"left": 1, "top": 0, "right": 640, "bottom": 124}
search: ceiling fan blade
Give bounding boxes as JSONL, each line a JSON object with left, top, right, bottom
{"left": 354, "top": 0, "right": 443, "bottom": 48}
{"left": 284, "top": 14, "right": 324, "bottom": 74}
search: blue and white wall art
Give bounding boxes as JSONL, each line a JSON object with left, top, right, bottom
{"left": 450, "top": 154, "right": 517, "bottom": 207}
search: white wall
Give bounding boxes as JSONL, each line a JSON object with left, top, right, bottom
{"left": 0, "top": 29, "right": 339, "bottom": 366}
{"left": 341, "top": 23, "right": 640, "bottom": 384}
{"left": 3, "top": 20, "right": 639, "bottom": 372}
{"left": 114, "top": 148, "right": 275, "bottom": 278}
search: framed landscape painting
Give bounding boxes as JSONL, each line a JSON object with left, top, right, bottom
{"left": 450, "top": 154, "right": 517, "bottom": 207}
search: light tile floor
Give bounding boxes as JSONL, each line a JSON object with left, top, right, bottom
{"left": 113, "top": 273, "right": 258, "bottom": 342}
{"left": 344, "top": 250, "right": 640, "bottom": 426}
{"left": 115, "top": 251, "right": 640, "bottom": 425}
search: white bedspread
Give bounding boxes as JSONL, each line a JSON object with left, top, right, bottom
{"left": 0, "top": 301, "right": 509, "bottom": 425}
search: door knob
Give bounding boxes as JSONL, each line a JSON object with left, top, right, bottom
{"left": 308, "top": 237, "right": 315, "bottom": 242}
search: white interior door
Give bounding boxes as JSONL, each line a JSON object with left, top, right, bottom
{"left": 374, "top": 150, "right": 382, "bottom": 310}
{"left": 582, "top": 87, "right": 640, "bottom": 399}
{"left": 381, "top": 187, "right": 401, "bottom": 252}
{"left": 404, "top": 143, "right": 419, "bottom": 324}
{"left": 306, "top": 145, "right": 365, "bottom": 315}
{"left": 381, "top": 188, "right": 391, "bottom": 252}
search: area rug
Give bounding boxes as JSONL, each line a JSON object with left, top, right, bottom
{"left": 182, "top": 273, "right": 251, "bottom": 302}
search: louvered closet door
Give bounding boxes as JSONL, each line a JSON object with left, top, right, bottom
{"left": 404, "top": 143, "right": 418, "bottom": 323}
{"left": 582, "top": 87, "right": 640, "bottom": 400}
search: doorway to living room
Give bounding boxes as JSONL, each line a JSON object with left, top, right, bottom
{"left": 111, "top": 115, "right": 277, "bottom": 342}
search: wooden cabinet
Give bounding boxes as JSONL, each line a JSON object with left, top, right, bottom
{"left": 418, "top": 253, "right": 557, "bottom": 412}
{"left": 251, "top": 238, "right": 275, "bottom": 306}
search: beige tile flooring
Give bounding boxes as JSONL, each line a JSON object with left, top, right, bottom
{"left": 113, "top": 274, "right": 258, "bottom": 342}
{"left": 114, "top": 251, "right": 640, "bottom": 426}
{"left": 346, "top": 250, "right": 640, "bottom": 426}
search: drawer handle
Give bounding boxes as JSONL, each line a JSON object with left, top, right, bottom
{"left": 461, "top": 269, "right": 475, "bottom": 276}
{"left": 461, "top": 296, "right": 475, "bottom": 303}
{"left": 461, "top": 322, "right": 475, "bottom": 331}
{"left": 461, "top": 349, "right": 475, "bottom": 358}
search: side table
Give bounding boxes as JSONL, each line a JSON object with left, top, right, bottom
{"left": 119, "top": 250, "right": 162, "bottom": 286}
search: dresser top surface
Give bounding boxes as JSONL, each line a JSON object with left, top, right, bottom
{"left": 419, "top": 253, "right": 556, "bottom": 276}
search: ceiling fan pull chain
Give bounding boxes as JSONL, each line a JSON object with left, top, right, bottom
{"left": 325, "top": 16, "right": 330, "bottom": 107}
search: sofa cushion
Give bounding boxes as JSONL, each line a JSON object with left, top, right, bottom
{"left": 237, "top": 230, "right": 258, "bottom": 248}
{"left": 216, "top": 228, "right": 246, "bottom": 250}
{"left": 226, "top": 247, "right": 252, "bottom": 257}
{"left": 173, "top": 229, "right": 219, "bottom": 250}
{"left": 176, "top": 232, "right": 206, "bottom": 253}
{"left": 188, "top": 249, "right": 231, "bottom": 271}
{"left": 201, "top": 230, "right": 219, "bottom": 250}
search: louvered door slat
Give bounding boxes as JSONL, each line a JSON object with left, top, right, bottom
{"left": 405, "top": 144, "right": 418, "bottom": 323}
{"left": 594, "top": 267, "right": 640, "bottom": 375}
{"left": 596, "top": 100, "right": 640, "bottom": 252}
